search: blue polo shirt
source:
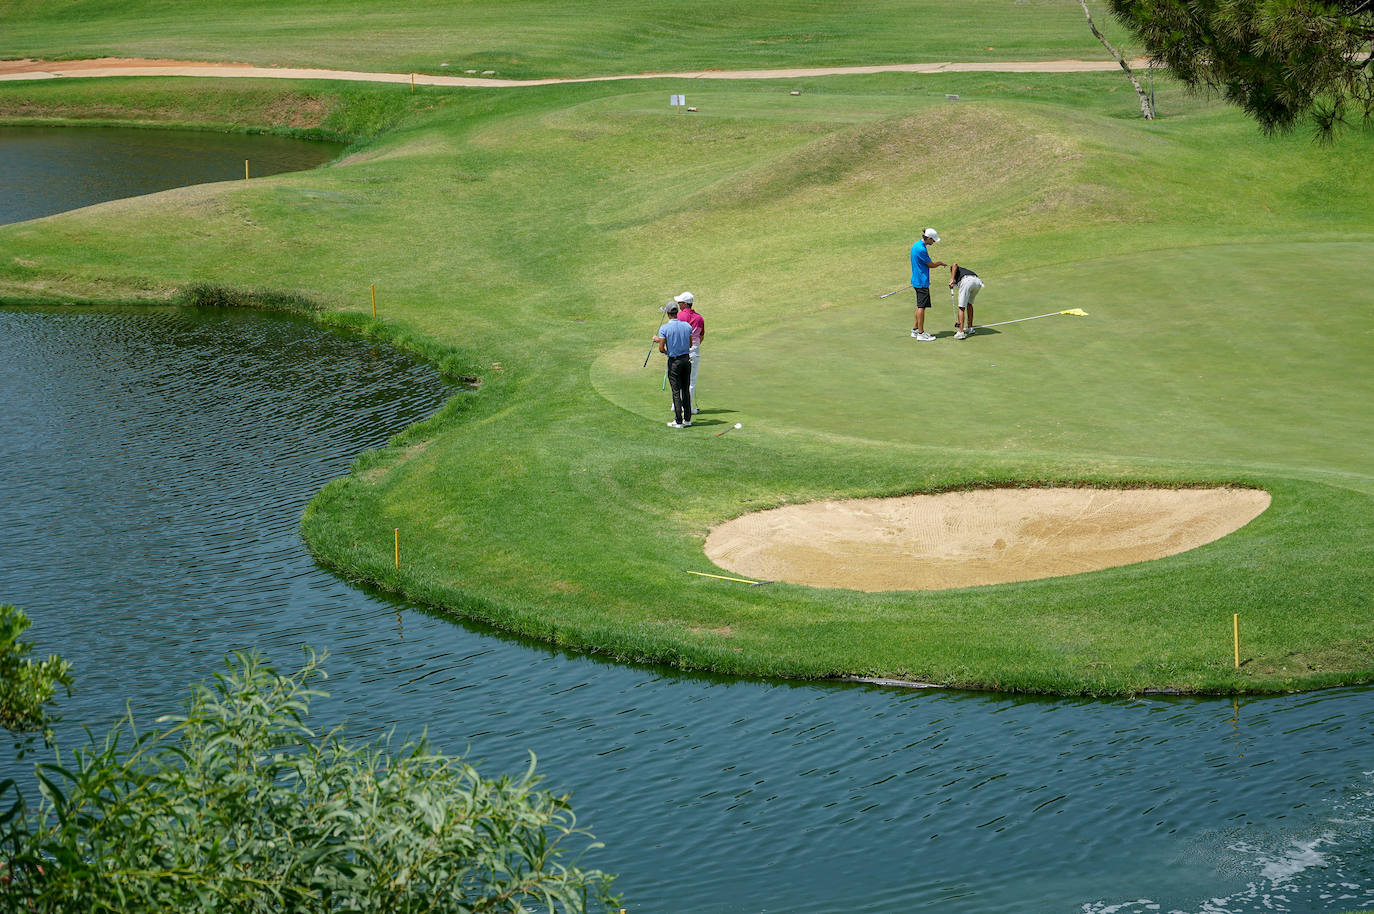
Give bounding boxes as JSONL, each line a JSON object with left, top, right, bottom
{"left": 910, "top": 240, "right": 934, "bottom": 289}
{"left": 658, "top": 318, "right": 692, "bottom": 357}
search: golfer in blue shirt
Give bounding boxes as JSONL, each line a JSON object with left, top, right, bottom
{"left": 655, "top": 302, "right": 694, "bottom": 427}
{"left": 910, "top": 227, "right": 947, "bottom": 341}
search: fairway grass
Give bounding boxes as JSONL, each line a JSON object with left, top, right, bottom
{"left": 0, "top": 0, "right": 1140, "bottom": 78}
{"left": 1, "top": 66, "right": 1371, "bottom": 696}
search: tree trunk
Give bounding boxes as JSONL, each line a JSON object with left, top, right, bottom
{"left": 1079, "top": 0, "right": 1155, "bottom": 119}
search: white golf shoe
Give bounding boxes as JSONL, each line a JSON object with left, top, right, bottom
{"left": 916, "top": 331, "right": 936, "bottom": 341}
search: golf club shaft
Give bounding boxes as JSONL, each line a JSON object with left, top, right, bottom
{"left": 878, "top": 288, "right": 903, "bottom": 299}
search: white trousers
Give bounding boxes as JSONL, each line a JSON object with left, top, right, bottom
{"left": 688, "top": 344, "right": 700, "bottom": 406}
{"left": 955, "top": 275, "right": 984, "bottom": 310}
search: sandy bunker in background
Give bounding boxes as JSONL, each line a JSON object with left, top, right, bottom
{"left": 704, "top": 488, "right": 1271, "bottom": 592}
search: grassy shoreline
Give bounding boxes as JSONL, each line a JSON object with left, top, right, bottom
{"left": 2, "top": 70, "right": 1371, "bottom": 697}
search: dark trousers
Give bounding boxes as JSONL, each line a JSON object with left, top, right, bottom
{"left": 667, "top": 354, "right": 692, "bottom": 422}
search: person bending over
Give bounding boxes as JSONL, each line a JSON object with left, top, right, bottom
{"left": 948, "top": 262, "right": 984, "bottom": 340}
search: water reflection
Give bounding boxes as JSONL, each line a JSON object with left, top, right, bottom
{"left": 0, "top": 126, "right": 343, "bottom": 226}
{"left": 0, "top": 307, "right": 1369, "bottom": 913}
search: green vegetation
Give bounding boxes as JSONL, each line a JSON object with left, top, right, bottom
{"left": 0, "top": 606, "right": 71, "bottom": 744}
{"left": 1110, "top": 0, "right": 1374, "bottom": 136}
{"left": 0, "top": 0, "right": 1139, "bottom": 78}
{"left": 0, "top": 652, "right": 616, "bottom": 912}
{"left": 0, "top": 42, "right": 1371, "bottom": 696}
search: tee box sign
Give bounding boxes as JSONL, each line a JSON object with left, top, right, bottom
{"left": 670, "top": 94, "right": 686, "bottom": 111}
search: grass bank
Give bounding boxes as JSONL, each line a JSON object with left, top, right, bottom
{"left": 1, "top": 69, "right": 1371, "bottom": 696}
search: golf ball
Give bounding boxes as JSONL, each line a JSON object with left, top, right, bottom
{"left": 734, "top": 423, "right": 743, "bottom": 429}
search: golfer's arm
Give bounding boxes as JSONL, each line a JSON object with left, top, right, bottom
{"left": 654, "top": 336, "right": 666, "bottom": 354}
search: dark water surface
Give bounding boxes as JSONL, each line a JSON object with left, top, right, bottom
{"left": 0, "top": 130, "right": 1371, "bottom": 912}
{"left": 0, "top": 125, "right": 343, "bottom": 226}
{"left": 0, "top": 307, "right": 1370, "bottom": 914}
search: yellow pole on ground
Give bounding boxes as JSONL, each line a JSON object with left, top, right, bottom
{"left": 371, "top": 283, "right": 377, "bottom": 318}
{"left": 1232, "top": 613, "right": 1240, "bottom": 668}
{"left": 684, "top": 569, "right": 763, "bottom": 586}
{"left": 395, "top": 528, "right": 400, "bottom": 569}
{"left": 411, "top": 73, "right": 415, "bottom": 93}
{"left": 244, "top": 159, "right": 250, "bottom": 180}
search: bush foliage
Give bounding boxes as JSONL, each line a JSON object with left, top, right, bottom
{"left": 0, "top": 606, "right": 71, "bottom": 746}
{"left": 0, "top": 651, "right": 617, "bottom": 913}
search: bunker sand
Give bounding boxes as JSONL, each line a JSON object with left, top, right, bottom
{"left": 705, "top": 488, "right": 1271, "bottom": 591}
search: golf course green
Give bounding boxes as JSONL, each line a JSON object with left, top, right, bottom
{"left": 1, "top": 2, "right": 1371, "bottom": 696}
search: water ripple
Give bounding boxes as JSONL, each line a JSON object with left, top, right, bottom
{"left": 0, "top": 307, "right": 1370, "bottom": 913}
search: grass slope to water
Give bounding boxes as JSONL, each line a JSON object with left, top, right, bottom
{"left": 0, "top": 70, "right": 1371, "bottom": 696}
{"left": 0, "top": 0, "right": 1138, "bottom": 78}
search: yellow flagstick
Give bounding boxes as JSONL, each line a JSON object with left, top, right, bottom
{"left": 684, "top": 570, "right": 767, "bottom": 586}
{"left": 395, "top": 528, "right": 400, "bottom": 569}
{"left": 371, "top": 284, "right": 377, "bottom": 318}
{"left": 244, "top": 159, "right": 250, "bottom": 180}
{"left": 1233, "top": 613, "right": 1240, "bottom": 668}
{"left": 976, "top": 308, "right": 1089, "bottom": 329}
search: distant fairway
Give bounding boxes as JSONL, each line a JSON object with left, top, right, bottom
{"left": 1, "top": 46, "right": 1371, "bottom": 693}
{"left": 0, "top": 0, "right": 1139, "bottom": 78}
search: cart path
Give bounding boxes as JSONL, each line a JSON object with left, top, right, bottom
{"left": 0, "top": 56, "right": 1155, "bottom": 87}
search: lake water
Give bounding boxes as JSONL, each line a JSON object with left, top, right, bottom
{"left": 0, "top": 125, "right": 343, "bottom": 226}
{"left": 0, "top": 129, "right": 1371, "bottom": 914}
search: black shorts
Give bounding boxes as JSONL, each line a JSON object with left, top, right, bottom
{"left": 914, "top": 287, "right": 932, "bottom": 309}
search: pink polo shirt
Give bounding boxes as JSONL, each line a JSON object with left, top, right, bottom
{"left": 677, "top": 306, "right": 704, "bottom": 347}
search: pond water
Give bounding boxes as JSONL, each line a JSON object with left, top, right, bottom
{"left": 0, "top": 125, "right": 344, "bottom": 226}
{"left": 0, "top": 130, "right": 1371, "bottom": 913}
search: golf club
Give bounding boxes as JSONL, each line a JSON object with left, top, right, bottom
{"left": 715, "top": 422, "right": 743, "bottom": 438}
{"left": 643, "top": 299, "right": 675, "bottom": 367}
{"left": 878, "top": 288, "right": 904, "bottom": 299}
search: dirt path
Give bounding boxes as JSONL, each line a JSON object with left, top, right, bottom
{"left": 0, "top": 56, "right": 1154, "bottom": 88}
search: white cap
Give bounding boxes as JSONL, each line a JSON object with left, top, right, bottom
{"left": 923, "top": 228, "right": 940, "bottom": 243}
{"left": 674, "top": 291, "right": 694, "bottom": 304}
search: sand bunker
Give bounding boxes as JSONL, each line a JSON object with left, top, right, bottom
{"left": 704, "top": 487, "right": 1270, "bottom": 591}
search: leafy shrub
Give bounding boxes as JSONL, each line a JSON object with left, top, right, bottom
{"left": 0, "top": 606, "right": 71, "bottom": 746}
{"left": 0, "top": 651, "right": 617, "bottom": 913}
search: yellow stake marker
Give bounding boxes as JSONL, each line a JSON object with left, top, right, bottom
{"left": 1233, "top": 613, "right": 1240, "bottom": 668}
{"left": 684, "top": 569, "right": 766, "bottom": 586}
{"left": 371, "top": 283, "right": 377, "bottom": 318}
{"left": 395, "top": 528, "right": 400, "bottom": 569}
{"left": 410, "top": 73, "right": 415, "bottom": 93}
{"left": 244, "top": 159, "right": 250, "bottom": 180}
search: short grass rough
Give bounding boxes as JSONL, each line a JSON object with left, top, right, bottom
{"left": 0, "top": 55, "right": 1371, "bottom": 696}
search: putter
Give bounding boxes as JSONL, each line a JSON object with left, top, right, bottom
{"left": 715, "top": 422, "right": 742, "bottom": 438}
{"left": 878, "top": 288, "right": 904, "bottom": 299}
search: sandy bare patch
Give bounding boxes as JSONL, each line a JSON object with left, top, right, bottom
{"left": 0, "top": 56, "right": 1154, "bottom": 88}
{"left": 704, "top": 487, "right": 1270, "bottom": 591}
